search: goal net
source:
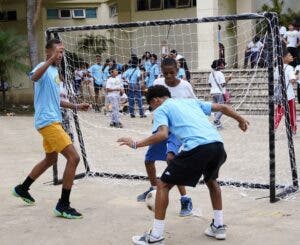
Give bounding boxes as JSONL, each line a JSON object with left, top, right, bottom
{"left": 46, "top": 13, "right": 299, "bottom": 202}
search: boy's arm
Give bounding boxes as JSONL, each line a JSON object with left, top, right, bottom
{"left": 31, "top": 45, "right": 63, "bottom": 81}
{"left": 60, "top": 101, "right": 90, "bottom": 111}
{"left": 212, "top": 104, "right": 249, "bottom": 131}
{"left": 117, "top": 125, "right": 169, "bottom": 149}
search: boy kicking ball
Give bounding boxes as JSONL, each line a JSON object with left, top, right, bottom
{"left": 118, "top": 85, "right": 249, "bottom": 244}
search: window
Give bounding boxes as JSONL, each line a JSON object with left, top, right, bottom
{"left": 59, "top": 9, "right": 72, "bottom": 19}
{"left": 177, "top": 0, "right": 191, "bottom": 8}
{"left": 0, "top": 10, "right": 17, "bottom": 21}
{"left": 150, "top": 0, "right": 162, "bottom": 10}
{"left": 86, "top": 8, "right": 97, "bottom": 18}
{"left": 109, "top": 5, "right": 118, "bottom": 17}
{"left": 72, "top": 9, "right": 86, "bottom": 19}
{"left": 137, "top": 0, "right": 149, "bottom": 11}
{"left": 47, "top": 9, "right": 59, "bottom": 19}
{"left": 164, "top": 0, "right": 176, "bottom": 8}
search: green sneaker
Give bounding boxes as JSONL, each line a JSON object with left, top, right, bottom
{"left": 12, "top": 184, "right": 35, "bottom": 205}
{"left": 53, "top": 199, "right": 83, "bottom": 219}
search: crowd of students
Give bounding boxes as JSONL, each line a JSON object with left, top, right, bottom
{"left": 71, "top": 50, "right": 191, "bottom": 128}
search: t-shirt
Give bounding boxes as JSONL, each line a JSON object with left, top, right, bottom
{"left": 154, "top": 78, "right": 196, "bottom": 99}
{"left": 279, "top": 26, "right": 287, "bottom": 36}
{"left": 74, "top": 69, "right": 82, "bottom": 81}
{"left": 284, "top": 30, "right": 300, "bottom": 48}
{"left": 152, "top": 98, "right": 223, "bottom": 151}
{"left": 209, "top": 71, "right": 226, "bottom": 94}
{"left": 284, "top": 64, "right": 296, "bottom": 100}
{"left": 88, "top": 64, "right": 103, "bottom": 85}
{"left": 102, "top": 66, "right": 110, "bottom": 82}
{"left": 30, "top": 62, "right": 62, "bottom": 129}
{"left": 106, "top": 77, "right": 123, "bottom": 97}
{"left": 148, "top": 63, "right": 160, "bottom": 87}
{"left": 143, "top": 60, "right": 151, "bottom": 72}
{"left": 123, "top": 67, "right": 141, "bottom": 84}
{"left": 248, "top": 41, "right": 263, "bottom": 52}
{"left": 176, "top": 68, "right": 186, "bottom": 80}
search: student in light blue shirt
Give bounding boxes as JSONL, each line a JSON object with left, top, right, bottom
{"left": 88, "top": 55, "right": 103, "bottom": 112}
{"left": 12, "top": 39, "right": 90, "bottom": 220}
{"left": 122, "top": 57, "right": 145, "bottom": 118}
{"left": 118, "top": 85, "right": 249, "bottom": 244}
{"left": 147, "top": 54, "right": 160, "bottom": 87}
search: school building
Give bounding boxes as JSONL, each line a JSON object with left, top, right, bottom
{"left": 0, "top": 0, "right": 299, "bottom": 105}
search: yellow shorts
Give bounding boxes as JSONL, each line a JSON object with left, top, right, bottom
{"left": 38, "top": 122, "right": 72, "bottom": 153}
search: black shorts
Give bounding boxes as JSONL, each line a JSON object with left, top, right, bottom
{"left": 94, "top": 83, "right": 102, "bottom": 92}
{"left": 160, "top": 142, "right": 227, "bottom": 187}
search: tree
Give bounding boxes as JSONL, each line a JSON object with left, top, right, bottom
{"left": 77, "top": 34, "right": 115, "bottom": 55}
{"left": 0, "top": 30, "right": 29, "bottom": 110}
{"left": 26, "top": 0, "right": 43, "bottom": 68}
{"left": 261, "top": 0, "right": 300, "bottom": 26}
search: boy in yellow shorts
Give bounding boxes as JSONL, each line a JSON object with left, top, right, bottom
{"left": 12, "top": 39, "right": 89, "bottom": 219}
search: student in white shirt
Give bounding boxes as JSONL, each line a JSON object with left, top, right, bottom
{"left": 244, "top": 36, "right": 264, "bottom": 68}
{"left": 105, "top": 65, "right": 124, "bottom": 128}
{"left": 283, "top": 23, "right": 300, "bottom": 67}
{"left": 209, "top": 59, "right": 232, "bottom": 129}
{"left": 275, "top": 50, "right": 297, "bottom": 134}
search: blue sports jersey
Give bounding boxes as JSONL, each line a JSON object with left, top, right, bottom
{"left": 88, "top": 64, "right": 103, "bottom": 85}
{"left": 148, "top": 63, "right": 160, "bottom": 87}
{"left": 123, "top": 67, "right": 141, "bottom": 84}
{"left": 152, "top": 98, "right": 223, "bottom": 151}
{"left": 30, "top": 62, "right": 62, "bottom": 129}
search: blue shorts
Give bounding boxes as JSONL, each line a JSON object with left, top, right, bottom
{"left": 145, "top": 134, "right": 181, "bottom": 162}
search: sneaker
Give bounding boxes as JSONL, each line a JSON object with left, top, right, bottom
{"left": 115, "top": 122, "right": 123, "bottom": 128}
{"left": 12, "top": 184, "right": 35, "bottom": 205}
{"left": 213, "top": 120, "right": 223, "bottom": 130}
{"left": 130, "top": 114, "right": 136, "bottom": 118}
{"left": 179, "top": 197, "right": 193, "bottom": 217}
{"left": 204, "top": 220, "right": 226, "bottom": 240}
{"left": 109, "top": 122, "right": 115, "bottom": 127}
{"left": 137, "top": 186, "right": 155, "bottom": 202}
{"left": 140, "top": 114, "right": 147, "bottom": 118}
{"left": 53, "top": 199, "right": 83, "bottom": 219}
{"left": 132, "top": 230, "right": 164, "bottom": 245}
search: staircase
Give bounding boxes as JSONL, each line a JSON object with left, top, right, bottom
{"left": 191, "top": 69, "right": 300, "bottom": 115}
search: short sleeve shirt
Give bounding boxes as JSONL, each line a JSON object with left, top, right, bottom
{"left": 30, "top": 62, "right": 62, "bottom": 129}
{"left": 152, "top": 98, "right": 223, "bottom": 151}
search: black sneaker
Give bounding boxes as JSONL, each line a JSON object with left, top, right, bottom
{"left": 53, "top": 200, "right": 83, "bottom": 219}
{"left": 130, "top": 114, "right": 136, "bottom": 118}
{"left": 12, "top": 184, "right": 35, "bottom": 205}
{"left": 140, "top": 114, "right": 147, "bottom": 118}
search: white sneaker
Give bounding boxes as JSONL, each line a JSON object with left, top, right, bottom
{"left": 132, "top": 230, "right": 164, "bottom": 245}
{"left": 204, "top": 220, "right": 226, "bottom": 240}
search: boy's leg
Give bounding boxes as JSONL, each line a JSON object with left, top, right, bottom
{"left": 128, "top": 85, "right": 135, "bottom": 116}
{"left": 135, "top": 85, "right": 145, "bottom": 117}
{"left": 53, "top": 144, "right": 82, "bottom": 219}
{"left": 132, "top": 180, "right": 173, "bottom": 244}
{"left": 275, "top": 104, "right": 284, "bottom": 129}
{"left": 145, "top": 160, "right": 158, "bottom": 187}
{"left": 288, "top": 99, "right": 297, "bottom": 134}
{"left": 12, "top": 152, "right": 58, "bottom": 204}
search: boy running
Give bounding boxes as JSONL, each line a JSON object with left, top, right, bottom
{"left": 118, "top": 85, "right": 249, "bottom": 244}
{"left": 12, "top": 39, "right": 89, "bottom": 219}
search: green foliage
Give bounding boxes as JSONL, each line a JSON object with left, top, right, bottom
{"left": 77, "top": 34, "right": 115, "bottom": 55}
{"left": 0, "top": 30, "right": 29, "bottom": 81}
{"left": 260, "top": 0, "right": 300, "bottom": 26}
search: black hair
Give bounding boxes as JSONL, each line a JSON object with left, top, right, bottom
{"left": 211, "top": 59, "right": 224, "bottom": 70}
{"left": 45, "top": 39, "right": 61, "bottom": 49}
{"left": 130, "top": 56, "right": 139, "bottom": 68}
{"left": 146, "top": 85, "right": 171, "bottom": 105}
{"left": 150, "top": 54, "right": 158, "bottom": 60}
{"left": 170, "top": 49, "right": 177, "bottom": 55}
{"left": 282, "top": 47, "right": 290, "bottom": 57}
{"left": 161, "top": 57, "right": 177, "bottom": 69}
{"left": 109, "top": 64, "right": 118, "bottom": 73}
{"left": 253, "top": 36, "right": 260, "bottom": 43}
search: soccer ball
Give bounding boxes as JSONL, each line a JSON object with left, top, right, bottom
{"left": 145, "top": 190, "right": 156, "bottom": 212}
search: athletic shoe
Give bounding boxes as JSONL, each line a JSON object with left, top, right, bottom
{"left": 137, "top": 186, "right": 155, "bottom": 202}
{"left": 130, "top": 114, "right": 136, "bottom": 118}
{"left": 53, "top": 199, "right": 83, "bottom": 219}
{"left": 109, "top": 122, "right": 115, "bottom": 127}
{"left": 140, "top": 114, "right": 147, "bottom": 118}
{"left": 12, "top": 184, "right": 35, "bottom": 205}
{"left": 204, "top": 220, "right": 226, "bottom": 240}
{"left": 132, "top": 230, "right": 164, "bottom": 245}
{"left": 115, "top": 122, "right": 124, "bottom": 128}
{"left": 179, "top": 197, "right": 193, "bottom": 217}
{"left": 214, "top": 120, "right": 223, "bottom": 130}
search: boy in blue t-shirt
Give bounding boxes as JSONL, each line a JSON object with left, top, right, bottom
{"left": 147, "top": 54, "right": 160, "bottom": 87}
{"left": 12, "top": 39, "right": 89, "bottom": 219}
{"left": 118, "top": 85, "right": 249, "bottom": 244}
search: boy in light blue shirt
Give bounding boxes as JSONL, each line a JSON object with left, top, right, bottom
{"left": 118, "top": 85, "right": 249, "bottom": 244}
{"left": 147, "top": 54, "right": 160, "bottom": 87}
